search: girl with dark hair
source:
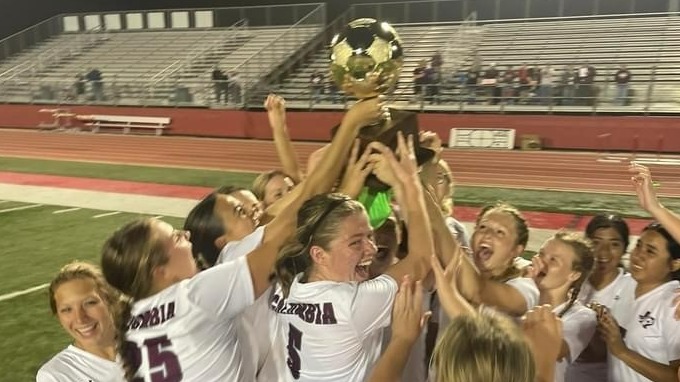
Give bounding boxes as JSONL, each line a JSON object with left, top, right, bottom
{"left": 269, "top": 133, "right": 435, "bottom": 382}
{"left": 567, "top": 213, "right": 635, "bottom": 382}
{"left": 37, "top": 262, "right": 124, "bottom": 382}
{"left": 101, "top": 98, "right": 382, "bottom": 382}
{"left": 598, "top": 222, "right": 680, "bottom": 381}
{"left": 526, "top": 231, "right": 596, "bottom": 382}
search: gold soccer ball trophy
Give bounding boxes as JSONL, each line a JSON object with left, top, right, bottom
{"left": 329, "top": 18, "right": 434, "bottom": 192}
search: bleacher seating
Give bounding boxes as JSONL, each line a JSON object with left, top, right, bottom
{"left": 270, "top": 15, "right": 680, "bottom": 112}
{"left": 0, "top": 25, "right": 320, "bottom": 106}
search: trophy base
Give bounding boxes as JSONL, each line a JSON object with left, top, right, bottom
{"left": 332, "top": 108, "right": 435, "bottom": 192}
{"left": 363, "top": 108, "right": 435, "bottom": 191}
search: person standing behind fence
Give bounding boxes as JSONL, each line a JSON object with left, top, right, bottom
{"left": 86, "top": 68, "right": 104, "bottom": 101}
{"left": 614, "top": 65, "right": 632, "bottom": 106}
{"left": 309, "top": 70, "right": 324, "bottom": 104}
{"left": 212, "top": 66, "right": 229, "bottom": 104}
{"left": 560, "top": 65, "right": 575, "bottom": 106}
{"left": 540, "top": 65, "right": 555, "bottom": 106}
{"left": 412, "top": 60, "right": 427, "bottom": 103}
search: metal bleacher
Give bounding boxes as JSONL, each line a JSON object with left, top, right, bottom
{"left": 0, "top": 4, "right": 325, "bottom": 107}
{"left": 2, "top": 4, "right": 680, "bottom": 114}
{"left": 265, "top": 13, "right": 680, "bottom": 113}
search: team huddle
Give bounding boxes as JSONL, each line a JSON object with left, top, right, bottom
{"left": 37, "top": 95, "right": 680, "bottom": 382}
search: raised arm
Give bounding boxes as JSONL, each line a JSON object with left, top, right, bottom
{"left": 431, "top": 252, "right": 475, "bottom": 319}
{"left": 247, "top": 98, "right": 382, "bottom": 297}
{"left": 369, "top": 134, "right": 435, "bottom": 283}
{"left": 630, "top": 162, "right": 680, "bottom": 243}
{"left": 366, "top": 276, "right": 429, "bottom": 382}
{"left": 265, "top": 94, "right": 303, "bottom": 184}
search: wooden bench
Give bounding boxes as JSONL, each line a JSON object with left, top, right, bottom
{"left": 38, "top": 108, "right": 76, "bottom": 131}
{"left": 76, "top": 114, "right": 171, "bottom": 136}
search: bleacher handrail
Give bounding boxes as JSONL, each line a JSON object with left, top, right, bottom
{"left": 231, "top": 4, "right": 325, "bottom": 77}
{"left": 149, "top": 19, "right": 249, "bottom": 86}
{"left": 0, "top": 24, "right": 106, "bottom": 82}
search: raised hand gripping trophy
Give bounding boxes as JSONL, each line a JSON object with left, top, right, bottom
{"left": 330, "top": 18, "right": 434, "bottom": 227}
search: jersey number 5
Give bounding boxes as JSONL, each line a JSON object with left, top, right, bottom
{"left": 286, "top": 324, "right": 303, "bottom": 380}
{"left": 125, "top": 335, "right": 183, "bottom": 382}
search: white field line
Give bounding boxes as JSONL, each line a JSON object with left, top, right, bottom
{"left": 0, "top": 283, "right": 49, "bottom": 302}
{"left": 0, "top": 200, "right": 9, "bottom": 205}
{"left": 93, "top": 211, "right": 122, "bottom": 219}
{"left": 0, "top": 204, "right": 43, "bottom": 214}
{"left": 153, "top": 215, "right": 164, "bottom": 220}
{"left": 53, "top": 207, "right": 82, "bottom": 214}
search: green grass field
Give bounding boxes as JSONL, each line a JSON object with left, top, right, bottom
{"left": 0, "top": 155, "right": 677, "bottom": 380}
{"left": 3, "top": 156, "right": 680, "bottom": 217}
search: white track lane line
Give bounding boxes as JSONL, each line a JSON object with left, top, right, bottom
{"left": 53, "top": 207, "right": 82, "bottom": 214}
{"left": 0, "top": 204, "right": 43, "bottom": 214}
{"left": 0, "top": 283, "right": 49, "bottom": 302}
{"left": 93, "top": 211, "right": 122, "bottom": 219}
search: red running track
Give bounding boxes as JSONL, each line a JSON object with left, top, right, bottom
{"left": 1, "top": 129, "right": 679, "bottom": 197}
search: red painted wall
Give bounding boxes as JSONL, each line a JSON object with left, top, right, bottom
{"left": 1, "top": 104, "right": 678, "bottom": 152}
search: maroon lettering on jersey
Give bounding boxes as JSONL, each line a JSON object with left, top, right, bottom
{"left": 322, "top": 303, "right": 337, "bottom": 325}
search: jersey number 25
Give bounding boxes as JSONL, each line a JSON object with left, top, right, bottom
{"left": 125, "top": 335, "right": 183, "bottom": 382}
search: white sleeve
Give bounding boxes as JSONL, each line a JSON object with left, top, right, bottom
{"left": 217, "top": 226, "right": 265, "bottom": 264}
{"left": 36, "top": 369, "right": 58, "bottom": 382}
{"left": 445, "top": 217, "right": 470, "bottom": 248}
{"left": 665, "top": 310, "right": 680, "bottom": 361}
{"left": 351, "top": 274, "right": 399, "bottom": 337}
{"left": 185, "top": 256, "right": 255, "bottom": 320}
{"left": 562, "top": 308, "right": 597, "bottom": 362}
{"left": 505, "top": 277, "right": 539, "bottom": 310}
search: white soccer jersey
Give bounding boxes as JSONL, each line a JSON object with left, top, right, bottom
{"left": 552, "top": 301, "right": 597, "bottom": 382}
{"left": 216, "top": 226, "right": 285, "bottom": 382}
{"left": 505, "top": 276, "right": 540, "bottom": 311}
{"left": 217, "top": 226, "right": 265, "bottom": 264}
{"left": 271, "top": 274, "right": 399, "bottom": 382}
{"left": 577, "top": 270, "right": 635, "bottom": 324}
{"left": 566, "top": 270, "right": 636, "bottom": 382}
{"left": 125, "top": 256, "right": 254, "bottom": 382}
{"left": 36, "top": 345, "right": 125, "bottom": 382}
{"left": 609, "top": 280, "right": 680, "bottom": 382}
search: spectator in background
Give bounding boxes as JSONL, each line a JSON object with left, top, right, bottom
{"left": 309, "top": 70, "right": 324, "bottom": 104}
{"left": 560, "top": 65, "right": 575, "bottom": 106}
{"left": 327, "top": 79, "right": 341, "bottom": 104}
{"left": 424, "top": 62, "right": 439, "bottom": 104}
{"left": 465, "top": 63, "right": 480, "bottom": 104}
{"left": 430, "top": 51, "right": 443, "bottom": 102}
{"left": 85, "top": 68, "right": 104, "bottom": 101}
{"left": 539, "top": 65, "right": 555, "bottom": 105}
{"left": 576, "top": 62, "right": 597, "bottom": 106}
{"left": 501, "top": 66, "right": 516, "bottom": 104}
{"left": 517, "top": 63, "right": 530, "bottom": 104}
{"left": 412, "top": 60, "right": 427, "bottom": 103}
{"left": 212, "top": 66, "right": 229, "bottom": 104}
{"left": 482, "top": 63, "right": 499, "bottom": 105}
{"left": 614, "top": 64, "right": 631, "bottom": 106}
